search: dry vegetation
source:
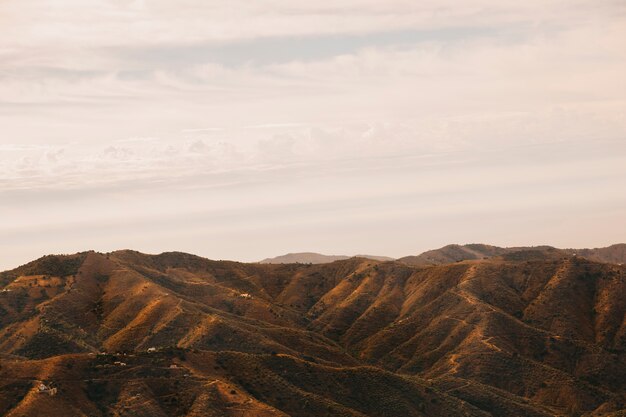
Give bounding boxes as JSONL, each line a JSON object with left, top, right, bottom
{"left": 0, "top": 249, "right": 624, "bottom": 416}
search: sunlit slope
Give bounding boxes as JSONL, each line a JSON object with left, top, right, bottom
{"left": 0, "top": 249, "right": 624, "bottom": 416}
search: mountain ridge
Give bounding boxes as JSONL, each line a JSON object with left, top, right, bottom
{"left": 0, "top": 248, "right": 624, "bottom": 416}
{"left": 398, "top": 243, "right": 626, "bottom": 266}
{"left": 257, "top": 244, "right": 625, "bottom": 266}
{"left": 259, "top": 252, "right": 395, "bottom": 264}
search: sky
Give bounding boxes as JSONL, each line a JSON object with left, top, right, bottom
{"left": 1, "top": 0, "right": 625, "bottom": 270}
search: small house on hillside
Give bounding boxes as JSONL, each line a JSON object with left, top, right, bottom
{"left": 37, "top": 383, "right": 57, "bottom": 396}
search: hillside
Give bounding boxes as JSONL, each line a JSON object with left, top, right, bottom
{"left": 260, "top": 244, "right": 625, "bottom": 266}
{"left": 562, "top": 244, "right": 626, "bottom": 265}
{"left": 398, "top": 244, "right": 626, "bottom": 266}
{"left": 259, "top": 253, "right": 394, "bottom": 264}
{"left": 0, "top": 250, "right": 624, "bottom": 416}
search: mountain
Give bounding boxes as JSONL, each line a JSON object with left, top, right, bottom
{"left": 0, "top": 249, "right": 624, "bottom": 416}
{"left": 562, "top": 244, "right": 626, "bottom": 264}
{"left": 398, "top": 243, "right": 626, "bottom": 266}
{"left": 259, "top": 252, "right": 350, "bottom": 264}
{"left": 397, "top": 244, "right": 513, "bottom": 265}
{"left": 260, "top": 244, "right": 625, "bottom": 266}
{"left": 259, "top": 252, "right": 394, "bottom": 264}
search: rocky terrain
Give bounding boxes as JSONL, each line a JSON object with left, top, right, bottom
{"left": 0, "top": 247, "right": 624, "bottom": 416}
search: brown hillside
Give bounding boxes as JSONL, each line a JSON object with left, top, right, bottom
{"left": 259, "top": 253, "right": 394, "bottom": 264}
{"left": 0, "top": 250, "right": 624, "bottom": 416}
{"left": 398, "top": 244, "right": 625, "bottom": 266}
{"left": 562, "top": 244, "right": 626, "bottom": 265}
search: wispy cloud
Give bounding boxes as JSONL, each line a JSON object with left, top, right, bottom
{"left": 0, "top": 0, "right": 625, "bottom": 269}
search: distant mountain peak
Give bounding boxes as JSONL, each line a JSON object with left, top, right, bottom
{"left": 259, "top": 252, "right": 394, "bottom": 264}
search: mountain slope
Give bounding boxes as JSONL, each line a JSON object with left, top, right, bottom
{"left": 562, "top": 244, "right": 626, "bottom": 264}
{"left": 259, "top": 252, "right": 351, "bottom": 264}
{"left": 0, "top": 250, "right": 624, "bottom": 416}
{"left": 398, "top": 243, "right": 625, "bottom": 266}
{"left": 259, "top": 253, "right": 394, "bottom": 264}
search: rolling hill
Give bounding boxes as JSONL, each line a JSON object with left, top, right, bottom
{"left": 0, "top": 249, "right": 624, "bottom": 416}
{"left": 259, "top": 244, "right": 625, "bottom": 266}
{"left": 259, "top": 253, "right": 395, "bottom": 264}
{"left": 397, "top": 244, "right": 626, "bottom": 266}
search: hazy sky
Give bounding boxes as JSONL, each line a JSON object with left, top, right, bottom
{"left": 1, "top": 0, "right": 625, "bottom": 270}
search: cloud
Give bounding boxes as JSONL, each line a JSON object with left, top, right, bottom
{"left": 0, "top": 0, "right": 625, "bottom": 270}
{"left": 2, "top": 1, "right": 623, "bottom": 50}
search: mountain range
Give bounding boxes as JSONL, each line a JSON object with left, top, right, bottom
{"left": 259, "top": 253, "right": 395, "bottom": 264}
{"left": 260, "top": 244, "right": 626, "bottom": 266}
{"left": 0, "top": 245, "right": 624, "bottom": 416}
